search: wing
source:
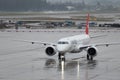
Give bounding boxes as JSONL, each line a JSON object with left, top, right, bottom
{"left": 14, "top": 39, "right": 56, "bottom": 46}
{"left": 90, "top": 34, "right": 107, "bottom": 38}
{"left": 95, "top": 42, "right": 120, "bottom": 47}
{"left": 80, "top": 42, "right": 120, "bottom": 49}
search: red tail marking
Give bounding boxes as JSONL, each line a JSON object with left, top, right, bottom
{"left": 85, "top": 14, "right": 89, "bottom": 35}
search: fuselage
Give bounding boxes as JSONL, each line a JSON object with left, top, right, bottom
{"left": 56, "top": 34, "right": 90, "bottom": 53}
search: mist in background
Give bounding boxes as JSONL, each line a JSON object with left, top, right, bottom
{"left": 0, "top": 0, "right": 120, "bottom": 12}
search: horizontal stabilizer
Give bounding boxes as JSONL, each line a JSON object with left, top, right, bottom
{"left": 90, "top": 34, "right": 107, "bottom": 38}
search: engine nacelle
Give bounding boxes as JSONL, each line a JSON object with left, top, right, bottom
{"left": 45, "top": 46, "right": 57, "bottom": 56}
{"left": 87, "top": 46, "right": 98, "bottom": 57}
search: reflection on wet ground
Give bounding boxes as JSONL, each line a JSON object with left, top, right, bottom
{"left": 44, "top": 58, "right": 98, "bottom": 80}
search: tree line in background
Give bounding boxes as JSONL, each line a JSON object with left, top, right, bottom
{"left": 0, "top": 0, "right": 48, "bottom": 11}
{"left": 0, "top": 0, "right": 120, "bottom": 12}
{"left": 0, "top": 0, "right": 86, "bottom": 11}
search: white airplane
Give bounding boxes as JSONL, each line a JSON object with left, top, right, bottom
{"left": 18, "top": 14, "right": 120, "bottom": 61}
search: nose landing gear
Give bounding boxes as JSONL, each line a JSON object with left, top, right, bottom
{"left": 58, "top": 53, "right": 66, "bottom": 61}
{"left": 87, "top": 54, "right": 93, "bottom": 60}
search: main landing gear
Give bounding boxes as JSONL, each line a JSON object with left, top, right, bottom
{"left": 58, "top": 53, "right": 65, "bottom": 61}
{"left": 87, "top": 54, "right": 93, "bottom": 60}
{"left": 58, "top": 53, "right": 93, "bottom": 61}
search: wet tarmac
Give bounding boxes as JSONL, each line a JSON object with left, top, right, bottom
{"left": 0, "top": 29, "right": 120, "bottom": 80}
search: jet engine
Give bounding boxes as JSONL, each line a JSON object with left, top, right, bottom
{"left": 87, "top": 46, "right": 98, "bottom": 57}
{"left": 45, "top": 46, "right": 57, "bottom": 56}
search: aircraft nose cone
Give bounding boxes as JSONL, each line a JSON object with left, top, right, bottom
{"left": 57, "top": 45, "right": 69, "bottom": 53}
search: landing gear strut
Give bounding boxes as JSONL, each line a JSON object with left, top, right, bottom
{"left": 58, "top": 53, "right": 65, "bottom": 61}
{"left": 87, "top": 54, "right": 93, "bottom": 60}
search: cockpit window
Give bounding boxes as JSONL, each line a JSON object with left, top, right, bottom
{"left": 58, "top": 41, "right": 69, "bottom": 44}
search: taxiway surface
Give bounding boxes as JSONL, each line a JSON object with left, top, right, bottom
{"left": 0, "top": 29, "right": 120, "bottom": 80}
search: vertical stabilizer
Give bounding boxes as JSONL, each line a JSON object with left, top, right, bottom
{"left": 85, "top": 14, "right": 89, "bottom": 35}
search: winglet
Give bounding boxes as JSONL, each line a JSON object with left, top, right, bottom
{"left": 85, "top": 13, "right": 90, "bottom": 35}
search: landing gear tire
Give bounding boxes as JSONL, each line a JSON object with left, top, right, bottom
{"left": 87, "top": 54, "right": 89, "bottom": 60}
{"left": 87, "top": 54, "right": 93, "bottom": 61}
{"left": 90, "top": 56, "right": 93, "bottom": 60}
{"left": 58, "top": 53, "right": 65, "bottom": 61}
{"left": 58, "top": 53, "right": 61, "bottom": 60}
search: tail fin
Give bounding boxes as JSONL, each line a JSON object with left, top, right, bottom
{"left": 85, "top": 13, "right": 90, "bottom": 35}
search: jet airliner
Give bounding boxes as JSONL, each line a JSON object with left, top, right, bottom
{"left": 18, "top": 14, "right": 120, "bottom": 61}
